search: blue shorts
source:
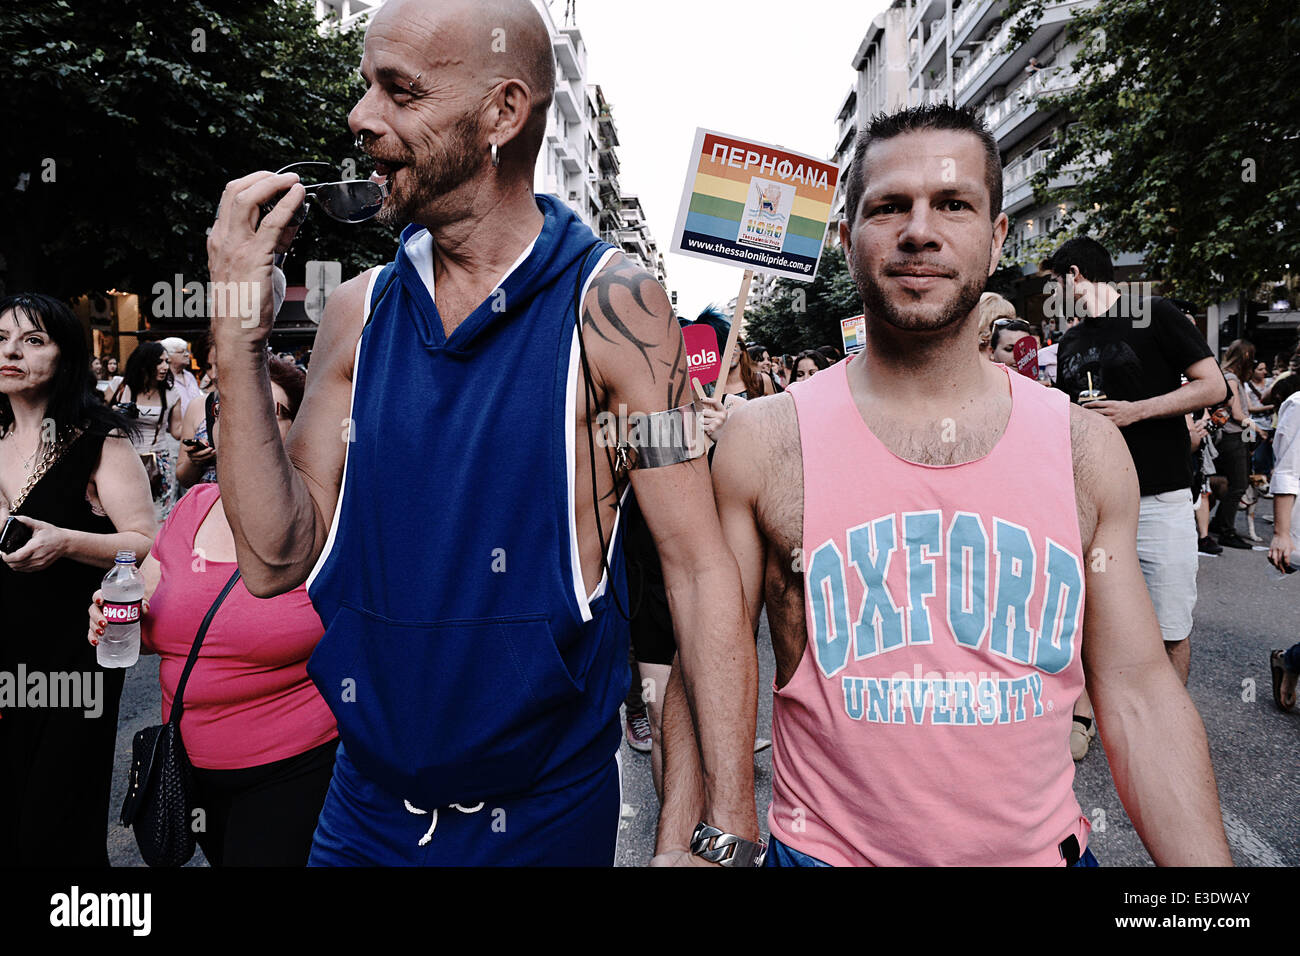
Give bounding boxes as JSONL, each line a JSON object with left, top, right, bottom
{"left": 764, "top": 837, "right": 1100, "bottom": 867}
{"left": 307, "top": 742, "right": 621, "bottom": 866}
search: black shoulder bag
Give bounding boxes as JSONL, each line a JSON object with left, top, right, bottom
{"left": 120, "top": 568, "right": 242, "bottom": 867}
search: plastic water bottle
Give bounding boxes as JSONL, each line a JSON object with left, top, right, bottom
{"left": 99, "top": 550, "right": 144, "bottom": 668}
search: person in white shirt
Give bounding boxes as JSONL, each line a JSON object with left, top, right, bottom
{"left": 1267, "top": 391, "right": 1300, "bottom": 569}
{"left": 159, "top": 337, "right": 203, "bottom": 416}
{"left": 1267, "top": 390, "right": 1300, "bottom": 711}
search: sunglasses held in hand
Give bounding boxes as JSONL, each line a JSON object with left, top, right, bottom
{"left": 257, "top": 162, "right": 387, "bottom": 227}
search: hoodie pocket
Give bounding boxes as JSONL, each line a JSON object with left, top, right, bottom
{"left": 312, "top": 602, "right": 584, "bottom": 806}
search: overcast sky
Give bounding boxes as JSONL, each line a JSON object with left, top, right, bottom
{"left": 570, "top": 0, "right": 889, "bottom": 320}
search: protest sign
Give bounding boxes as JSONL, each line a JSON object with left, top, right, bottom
{"left": 841, "top": 314, "right": 866, "bottom": 355}
{"left": 671, "top": 129, "right": 839, "bottom": 283}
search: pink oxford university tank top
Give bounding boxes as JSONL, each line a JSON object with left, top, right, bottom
{"left": 770, "top": 360, "right": 1090, "bottom": 866}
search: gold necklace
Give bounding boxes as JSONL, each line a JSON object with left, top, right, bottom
{"left": 2, "top": 430, "right": 42, "bottom": 478}
{"left": 8, "top": 429, "right": 78, "bottom": 514}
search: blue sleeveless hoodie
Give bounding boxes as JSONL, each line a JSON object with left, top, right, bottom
{"left": 306, "top": 194, "right": 630, "bottom": 809}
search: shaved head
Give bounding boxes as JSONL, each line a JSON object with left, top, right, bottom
{"left": 353, "top": 0, "right": 558, "bottom": 226}
{"left": 371, "top": 0, "right": 554, "bottom": 128}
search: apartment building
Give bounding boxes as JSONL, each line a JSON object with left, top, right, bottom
{"left": 618, "top": 194, "right": 668, "bottom": 287}
{"left": 908, "top": 0, "right": 1153, "bottom": 332}
{"left": 830, "top": 1, "right": 911, "bottom": 227}
{"left": 822, "top": 0, "right": 1137, "bottom": 335}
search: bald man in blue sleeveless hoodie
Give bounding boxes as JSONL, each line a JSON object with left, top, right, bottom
{"left": 205, "top": 0, "right": 759, "bottom": 864}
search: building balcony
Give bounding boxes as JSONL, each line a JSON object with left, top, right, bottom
{"left": 597, "top": 111, "right": 618, "bottom": 146}
{"left": 598, "top": 145, "right": 620, "bottom": 176}
{"left": 954, "top": 8, "right": 1023, "bottom": 97}
{"left": 554, "top": 82, "right": 581, "bottom": 122}
{"left": 599, "top": 204, "right": 622, "bottom": 229}
{"left": 984, "top": 67, "right": 1077, "bottom": 148}
{"left": 953, "top": 0, "right": 999, "bottom": 49}
{"left": 835, "top": 86, "right": 857, "bottom": 125}
{"left": 909, "top": 0, "right": 945, "bottom": 36}
{"left": 916, "top": 15, "right": 948, "bottom": 79}
{"left": 1001, "top": 148, "right": 1084, "bottom": 214}
{"left": 554, "top": 33, "right": 582, "bottom": 81}
{"left": 557, "top": 141, "right": 583, "bottom": 174}
{"left": 619, "top": 231, "right": 650, "bottom": 265}
{"left": 836, "top": 118, "right": 857, "bottom": 156}
{"left": 955, "top": 0, "right": 1090, "bottom": 107}
{"left": 598, "top": 176, "right": 620, "bottom": 205}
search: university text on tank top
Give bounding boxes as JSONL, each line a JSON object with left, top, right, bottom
{"left": 771, "top": 361, "right": 1090, "bottom": 866}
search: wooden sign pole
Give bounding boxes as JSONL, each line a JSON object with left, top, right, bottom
{"left": 714, "top": 269, "right": 753, "bottom": 400}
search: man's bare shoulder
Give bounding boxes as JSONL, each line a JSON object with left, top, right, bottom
{"left": 723, "top": 391, "right": 800, "bottom": 452}
{"left": 717, "top": 393, "right": 804, "bottom": 561}
{"left": 1069, "top": 402, "right": 1137, "bottom": 545}
{"left": 313, "top": 268, "right": 380, "bottom": 382}
{"left": 714, "top": 393, "right": 800, "bottom": 500}
{"left": 582, "top": 252, "right": 684, "bottom": 408}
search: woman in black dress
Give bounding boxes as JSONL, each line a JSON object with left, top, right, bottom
{"left": 0, "top": 293, "right": 155, "bottom": 866}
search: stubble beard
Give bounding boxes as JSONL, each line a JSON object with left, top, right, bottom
{"left": 857, "top": 262, "right": 988, "bottom": 337}
{"left": 375, "top": 111, "right": 485, "bottom": 228}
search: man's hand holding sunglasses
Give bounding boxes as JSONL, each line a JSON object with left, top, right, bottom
{"left": 207, "top": 171, "right": 305, "bottom": 350}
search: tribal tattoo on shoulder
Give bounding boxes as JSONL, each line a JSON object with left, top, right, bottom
{"left": 582, "top": 257, "right": 689, "bottom": 410}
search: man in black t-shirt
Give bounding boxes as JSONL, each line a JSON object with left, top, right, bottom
{"left": 1046, "top": 238, "right": 1227, "bottom": 686}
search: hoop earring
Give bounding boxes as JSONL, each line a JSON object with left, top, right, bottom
{"left": 490, "top": 142, "right": 500, "bottom": 168}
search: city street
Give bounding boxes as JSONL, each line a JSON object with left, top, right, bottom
{"left": 105, "top": 500, "right": 1298, "bottom": 868}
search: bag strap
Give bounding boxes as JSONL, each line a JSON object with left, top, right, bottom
{"left": 204, "top": 391, "right": 218, "bottom": 447}
{"left": 166, "top": 568, "right": 241, "bottom": 726}
{"left": 150, "top": 392, "right": 170, "bottom": 446}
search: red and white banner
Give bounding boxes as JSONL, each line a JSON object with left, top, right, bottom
{"left": 683, "top": 324, "right": 722, "bottom": 390}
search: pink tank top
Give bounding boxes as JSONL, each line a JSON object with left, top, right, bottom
{"left": 771, "top": 360, "right": 1089, "bottom": 866}
{"left": 143, "top": 483, "right": 338, "bottom": 769}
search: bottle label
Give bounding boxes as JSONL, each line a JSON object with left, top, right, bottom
{"left": 103, "top": 600, "right": 142, "bottom": 624}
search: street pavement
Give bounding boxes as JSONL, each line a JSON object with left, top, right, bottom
{"left": 107, "top": 501, "right": 1298, "bottom": 867}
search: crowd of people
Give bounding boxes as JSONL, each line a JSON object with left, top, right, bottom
{"left": 0, "top": 0, "right": 1292, "bottom": 869}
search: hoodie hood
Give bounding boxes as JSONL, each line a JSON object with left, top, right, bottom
{"left": 393, "top": 193, "right": 600, "bottom": 356}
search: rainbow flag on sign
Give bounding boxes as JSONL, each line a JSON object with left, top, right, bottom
{"left": 672, "top": 129, "right": 839, "bottom": 283}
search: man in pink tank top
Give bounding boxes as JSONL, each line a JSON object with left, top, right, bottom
{"left": 654, "top": 105, "right": 1232, "bottom": 867}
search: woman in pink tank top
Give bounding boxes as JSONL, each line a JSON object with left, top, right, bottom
{"left": 89, "top": 359, "right": 337, "bottom": 866}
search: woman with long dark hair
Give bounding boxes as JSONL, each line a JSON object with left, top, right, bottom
{"left": 0, "top": 292, "right": 156, "bottom": 866}
{"left": 110, "top": 341, "right": 184, "bottom": 521}
{"left": 747, "top": 344, "right": 784, "bottom": 394}
{"left": 791, "top": 348, "right": 831, "bottom": 383}
{"left": 1245, "top": 359, "right": 1275, "bottom": 477}
{"left": 1209, "top": 339, "right": 1257, "bottom": 548}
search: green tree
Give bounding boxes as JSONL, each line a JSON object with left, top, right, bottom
{"left": 0, "top": 0, "right": 394, "bottom": 300}
{"left": 1001, "top": 0, "right": 1300, "bottom": 304}
{"left": 742, "top": 245, "right": 862, "bottom": 355}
